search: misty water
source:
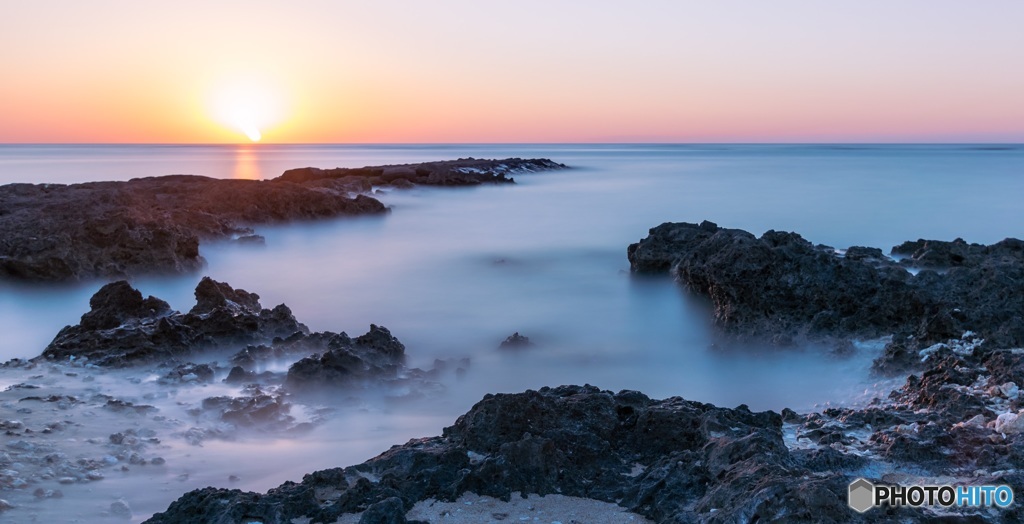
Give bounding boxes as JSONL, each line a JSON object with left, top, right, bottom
{"left": 1, "top": 144, "right": 1023, "bottom": 521}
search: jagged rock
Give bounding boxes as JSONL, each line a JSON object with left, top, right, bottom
{"left": 284, "top": 325, "right": 408, "bottom": 391}
{"left": 200, "top": 393, "right": 295, "bottom": 431}
{"left": 358, "top": 497, "right": 408, "bottom": 524}
{"left": 223, "top": 366, "right": 257, "bottom": 385}
{"left": 627, "top": 221, "right": 1024, "bottom": 356}
{"left": 41, "top": 277, "right": 308, "bottom": 366}
{"left": 353, "top": 325, "right": 406, "bottom": 363}
{"left": 145, "top": 385, "right": 887, "bottom": 524}
{"left": 498, "top": 332, "right": 532, "bottom": 349}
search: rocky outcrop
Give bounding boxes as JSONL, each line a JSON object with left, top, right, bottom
{"left": 148, "top": 370, "right": 1024, "bottom": 523}
{"left": 498, "top": 332, "right": 533, "bottom": 349}
{"left": 0, "top": 175, "right": 385, "bottom": 282}
{"left": 0, "top": 158, "right": 566, "bottom": 282}
{"left": 277, "top": 158, "right": 566, "bottom": 187}
{"left": 40, "top": 277, "right": 307, "bottom": 367}
{"left": 284, "top": 325, "right": 407, "bottom": 392}
{"left": 627, "top": 221, "right": 1024, "bottom": 357}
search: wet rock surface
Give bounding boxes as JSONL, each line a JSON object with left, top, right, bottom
{"left": 627, "top": 221, "right": 1024, "bottom": 361}
{"left": 0, "top": 158, "right": 565, "bottom": 282}
{"left": 41, "top": 277, "right": 308, "bottom": 367}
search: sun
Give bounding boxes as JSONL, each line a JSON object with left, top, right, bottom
{"left": 210, "top": 80, "right": 284, "bottom": 142}
{"left": 241, "top": 124, "right": 262, "bottom": 142}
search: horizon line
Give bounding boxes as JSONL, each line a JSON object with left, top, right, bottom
{"left": 0, "top": 141, "right": 1022, "bottom": 147}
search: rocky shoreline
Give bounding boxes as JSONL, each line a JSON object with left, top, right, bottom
{"left": 139, "top": 223, "right": 1024, "bottom": 523}
{"left": 629, "top": 221, "right": 1024, "bottom": 367}
{"left": 4, "top": 201, "right": 1024, "bottom": 521}
{"left": 0, "top": 158, "right": 566, "bottom": 282}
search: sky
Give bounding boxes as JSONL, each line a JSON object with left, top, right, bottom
{"left": 1, "top": 1, "right": 1022, "bottom": 143}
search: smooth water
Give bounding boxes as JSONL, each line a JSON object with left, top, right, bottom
{"left": 3, "top": 144, "right": 1024, "bottom": 405}
{"left": 0, "top": 144, "right": 1022, "bottom": 521}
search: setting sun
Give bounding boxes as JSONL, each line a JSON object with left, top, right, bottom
{"left": 209, "top": 79, "right": 284, "bottom": 143}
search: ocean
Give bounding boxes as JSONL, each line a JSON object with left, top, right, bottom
{"left": 1, "top": 143, "right": 1022, "bottom": 520}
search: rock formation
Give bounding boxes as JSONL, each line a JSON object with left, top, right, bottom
{"left": 0, "top": 158, "right": 566, "bottom": 282}
{"left": 627, "top": 221, "right": 1024, "bottom": 364}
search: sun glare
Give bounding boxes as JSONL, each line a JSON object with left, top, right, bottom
{"left": 242, "top": 125, "right": 262, "bottom": 142}
{"left": 210, "top": 80, "right": 284, "bottom": 142}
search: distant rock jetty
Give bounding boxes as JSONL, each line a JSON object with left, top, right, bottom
{"left": 0, "top": 158, "right": 566, "bottom": 282}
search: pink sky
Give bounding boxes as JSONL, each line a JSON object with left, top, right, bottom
{"left": 1, "top": 1, "right": 1022, "bottom": 143}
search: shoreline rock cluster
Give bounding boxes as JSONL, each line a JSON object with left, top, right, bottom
{"left": 139, "top": 221, "right": 1024, "bottom": 523}
{"left": 0, "top": 276, "right": 467, "bottom": 519}
{"left": 0, "top": 158, "right": 566, "bottom": 282}
{"left": 628, "top": 220, "right": 1024, "bottom": 371}
{"left": 146, "top": 356, "right": 1024, "bottom": 523}
{"left": 37, "top": 278, "right": 453, "bottom": 396}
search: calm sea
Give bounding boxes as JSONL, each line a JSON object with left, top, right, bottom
{"left": 2, "top": 144, "right": 1023, "bottom": 520}
{"left": 2, "top": 144, "right": 1023, "bottom": 407}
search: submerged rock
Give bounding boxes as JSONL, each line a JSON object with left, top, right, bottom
{"left": 41, "top": 277, "right": 308, "bottom": 366}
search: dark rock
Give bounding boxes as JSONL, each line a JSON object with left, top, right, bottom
{"left": 870, "top": 335, "right": 921, "bottom": 376}
{"left": 41, "top": 277, "right": 308, "bottom": 366}
{"left": 0, "top": 175, "right": 387, "bottom": 282}
{"left": 146, "top": 385, "right": 885, "bottom": 523}
{"left": 284, "top": 325, "right": 409, "bottom": 392}
{"left": 498, "top": 332, "right": 532, "bottom": 349}
{"left": 358, "top": 497, "right": 407, "bottom": 524}
{"left": 191, "top": 277, "right": 262, "bottom": 315}
{"left": 79, "top": 281, "right": 172, "bottom": 331}
{"left": 1, "top": 159, "right": 566, "bottom": 282}
{"left": 627, "top": 221, "right": 1024, "bottom": 351}
{"left": 201, "top": 392, "right": 295, "bottom": 430}
{"left": 354, "top": 325, "right": 406, "bottom": 363}
{"left": 277, "top": 158, "right": 566, "bottom": 188}
{"left": 224, "top": 366, "right": 256, "bottom": 385}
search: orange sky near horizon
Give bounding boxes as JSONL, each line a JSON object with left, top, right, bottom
{"left": 1, "top": 1, "right": 1023, "bottom": 144}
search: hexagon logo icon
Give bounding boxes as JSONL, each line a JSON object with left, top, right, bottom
{"left": 848, "top": 478, "right": 875, "bottom": 513}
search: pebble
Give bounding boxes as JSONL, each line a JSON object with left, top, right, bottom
{"left": 1001, "top": 382, "right": 1020, "bottom": 399}
{"left": 995, "top": 412, "right": 1024, "bottom": 434}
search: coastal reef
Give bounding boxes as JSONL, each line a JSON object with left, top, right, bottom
{"left": 0, "top": 158, "right": 565, "bottom": 282}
